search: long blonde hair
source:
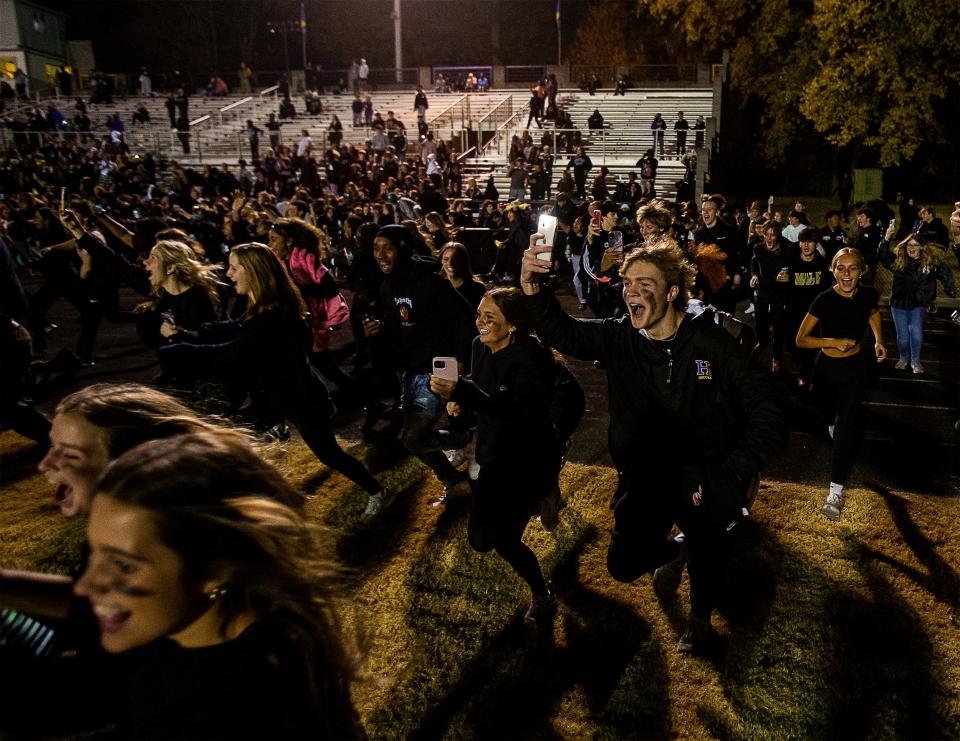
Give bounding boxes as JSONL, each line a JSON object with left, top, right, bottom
{"left": 150, "top": 240, "right": 222, "bottom": 305}
{"left": 892, "top": 235, "right": 943, "bottom": 272}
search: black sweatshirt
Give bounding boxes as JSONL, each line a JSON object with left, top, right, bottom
{"left": 525, "top": 290, "right": 785, "bottom": 514}
{"left": 379, "top": 255, "right": 476, "bottom": 374}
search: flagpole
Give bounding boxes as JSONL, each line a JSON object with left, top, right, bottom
{"left": 556, "top": 0, "right": 561, "bottom": 66}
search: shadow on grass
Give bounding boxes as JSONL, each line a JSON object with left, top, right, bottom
{"left": 825, "top": 537, "right": 937, "bottom": 739}
{"left": 0, "top": 439, "right": 46, "bottom": 487}
{"left": 364, "top": 510, "right": 670, "bottom": 739}
{"left": 863, "top": 481, "right": 960, "bottom": 616}
{"left": 706, "top": 511, "right": 946, "bottom": 739}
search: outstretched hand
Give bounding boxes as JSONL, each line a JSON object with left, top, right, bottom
{"left": 519, "top": 233, "right": 552, "bottom": 293}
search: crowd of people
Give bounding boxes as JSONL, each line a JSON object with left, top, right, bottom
{"left": 1, "top": 80, "right": 959, "bottom": 737}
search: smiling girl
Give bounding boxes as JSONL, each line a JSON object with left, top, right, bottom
{"left": 796, "top": 248, "right": 886, "bottom": 520}
{"left": 74, "top": 431, "right": 361, "bottom": 738}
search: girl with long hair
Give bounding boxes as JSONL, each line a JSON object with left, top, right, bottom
{"left": 139, "top": 240, "right": 220, "bottom": 348}
{"left": 268, "top": 218, "right": 360, "bottom": 396}
{"left": 438, "top": 242, "right": 486, "bottom": 310}
{"left": 74, "top": 430, "right": 362, "bottom": 738}
{"left": 159, "top": 243, "right": 391, "bottom": 515}
{"left": 878, "top": 229, "right": 956, "bottom": 374}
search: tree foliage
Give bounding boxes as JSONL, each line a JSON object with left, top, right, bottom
{"left": 626, "top": 0, "right": 960, "bottom": 166}
{"left": 569, "top": 0, "right": 642, "bottom": 69}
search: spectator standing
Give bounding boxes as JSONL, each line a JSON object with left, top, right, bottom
{"left": 636, "top": 148, "right": 658, "bottom": 197}
{"left": 245, "top": 119, "right": 263, "bottom": 161}
{"left": 363, "top": 96, "right": 374, "bottom": 127}
{"left": 175, "top": 112, "right": 191, "bottom": 154}
{"left": 165, "top": 93, "right": 177, "bottom": 128}
{"left": 674, "top": 112, "right": 689, "bottom": 157}
{"left": 694, "top": 115, "right": 706, "bottom": 148}
{"left": 265, "top": 112, "right": 281, "bottom": 151}
{"left": 138, "top": 67, "right": 152, "bottom": 97}
{"left": 351, "top": 96, "right": 363, "bottom": 127}
{"left": 651, "top": 113, "right": 666, "bottom": 156}
{"left": 14, "top": 67, "right": 27, "bottom": 99}
{"left": 238, "top": 62, "right": 253, "bottom": 93}
{"left": 357, "top": 58, "right": 369, "bottom": 93}
{"left": 414, "top": 86, "right": 429, "bottom": 118}
{"left": 567, "top": 146, "right": 593, "bottom": 200}
{"left": 878, "top": 229, "right": 956, "bottom": 374}
{"left": 508, "top": 159, "right": 528, "bottom": 202}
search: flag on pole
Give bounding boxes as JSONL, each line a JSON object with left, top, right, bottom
{"left": 555, "top": 0, "right": 561, "bottom": 28}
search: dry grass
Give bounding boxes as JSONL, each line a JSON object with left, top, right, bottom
{"left": 2, "top": 430, "right": 958, "bottom": 740}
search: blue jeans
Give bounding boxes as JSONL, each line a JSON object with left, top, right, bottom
{"left": 890, "top": 306, "right": 925, "bottom": 362}
{"left": 400, "top": 372, "right": 467, "bottom": 485}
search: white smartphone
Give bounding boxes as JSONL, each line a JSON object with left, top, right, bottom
{"left": 432, "top": 356, "right": 459, "bottom": 382}
{"left": 536, "top": 213, "right": 558, "bottom": 261}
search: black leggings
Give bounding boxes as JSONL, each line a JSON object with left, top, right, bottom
{"left": 811, "top": 351, "right": 867, "bottom": 485}
{"left": 754, "top": 293, "right": 788, "bottom": 361}
{"left": 290, "top": 410, "right": 381, "bottom": 495}
{"left": 469, "top": 468, "right": 553, "bottom": 595}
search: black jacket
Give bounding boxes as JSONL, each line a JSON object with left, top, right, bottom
{"left": 525, "top": 290, "right": 785, "bottom": 516}
{"left": 160, "top": 308, "right": 330, "bottom": 423}
{"left": 380, "top": 255, "right": 476, "bottom": 374}
{"left": 452, "top": 335, "right": 560, "bottom": 470}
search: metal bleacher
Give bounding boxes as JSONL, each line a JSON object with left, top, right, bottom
{"left": 36, "top": 85, "right": 715, "bottom": 201}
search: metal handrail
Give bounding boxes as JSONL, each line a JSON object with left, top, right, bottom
{"left": 218, "top": 96, "right": 253, "bottom": 126}
{"left": 258, "top": 85, "right": 279, "bottom": 107}
{"left": 478, "top": 106, "right": 527, "bottom": 159}
{"left": 427, "top": 94, "right": 469, "bottom": 128}
{"left": 457, "top": 146, "right": 477, "bottom": 162}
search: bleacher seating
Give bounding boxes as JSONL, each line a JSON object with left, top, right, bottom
{"left": 56, "top": 86, "right": 715, "bottom": 201}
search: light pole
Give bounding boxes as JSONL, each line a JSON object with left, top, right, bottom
{"left": 393, "top": 0, "right": 402, "bottom": 83}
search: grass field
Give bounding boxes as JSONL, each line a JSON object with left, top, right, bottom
{"left": 2, "top": 429, "right": 958, "bottom": 740}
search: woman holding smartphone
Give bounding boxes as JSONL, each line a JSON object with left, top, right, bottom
{"left": 430, "top": 287, "right": 561, "bottom": 625}
{"left": 796, "top": 248, "right": 886, "bottom": 521}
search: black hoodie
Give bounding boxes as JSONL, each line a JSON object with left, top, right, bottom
{"left": 380, "top": 253, "right": 476, "bottom": 374}
{"left": 525, "top": 289, "right": 785, "bottom": 519}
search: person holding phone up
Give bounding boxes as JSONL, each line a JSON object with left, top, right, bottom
{"left": 518, "top": 235, "right": 784, "bottom": 653}
{"left": 430, "top": 288, "right": 562, "bottom": 625}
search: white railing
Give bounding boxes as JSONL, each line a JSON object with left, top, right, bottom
{"left": 258, "top": 85, "right": 279, "bottom": 109}
{"left": 218, "top": 96, "right": 254, "bottom": 127}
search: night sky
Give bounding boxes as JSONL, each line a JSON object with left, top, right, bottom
{"left": 42, "top": 0, "right": 591, "bottom": 76}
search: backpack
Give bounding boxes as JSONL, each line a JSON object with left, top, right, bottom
{"left": 550, "top": 361, "right": 585, "bottom": 447}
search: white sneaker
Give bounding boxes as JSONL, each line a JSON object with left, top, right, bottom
{"left": 911, "top": 361, "right": 925, "bottom": 375}
{"left": 745, "top": 303, "right": 756, "bottom": 315}
{"left": 821, "top": 491, "right": 843, "bottom": 521}
{"left": 894, "top": 358, "right": 909, "bottom": 370}
{"left": 362, "top": 489, "right": 395, "bottom": 519}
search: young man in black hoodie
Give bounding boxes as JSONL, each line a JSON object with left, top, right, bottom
{"left": 520, "top": 236, "right": 785, "bottom": 654}
{"left": 365, "top": 225, "right": 476, "bottom": 501}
